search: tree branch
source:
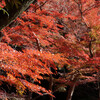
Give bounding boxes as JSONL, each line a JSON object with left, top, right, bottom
{"left": 89, "top": 38, "right": 93, "bottom": 58}
{"left": 0, "top": 0, "right": 37, "bottom": 31}
{"left": 66, "top": 73, "right": 80, "bottom": 100}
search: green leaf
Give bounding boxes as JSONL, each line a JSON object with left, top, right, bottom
{"left": 0, "top": 7, "right": 9, "bottom": 17}
{"left": 13, "top": 0, "right": 22, "bottom": 9}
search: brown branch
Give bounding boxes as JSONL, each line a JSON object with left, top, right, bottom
{"left": 82, "top": 2, "right": 100, "bottom": 16}
{"left": 0, "top": 32, "right": 4, "bottom": 42}
{"left": 28, "top": 24, "right": 41, "bottom": 51}
{"left": 32, "top": 32, "right": 41, "bottom": 51}
{"left": 35, "top": 0, "right": 48, "bottom": 11}
{"left": 66, "top": 73, "right": 80, "bottom": 100}
{"left": 74, "top": 0, "right": 83, "bottom": 20}
{"left": 49, "top": 74, "right": 53, "bottom": 100}
{"left": 0, "top": 0, "right": 37, "bottom": 32}
{"left": 89, "top": 39, "right": 93, "bottom": 58}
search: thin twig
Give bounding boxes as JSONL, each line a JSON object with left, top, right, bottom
{"left": 49, "top": 67, "right": 53, "bottom": 100}
{"left": 89, "top": 39, "right": 93, "bottom": 58}
{"left": 66, "top": 73, "right": 80, "bottom": 100}
{"left": 0, "top": 32, "right": 4, "bottom": 42}
{"left": 32, "top": 32, "right": 41, "bottom": 51}
{"left": 35, "top": 0, "right": 48, "bottom": 11}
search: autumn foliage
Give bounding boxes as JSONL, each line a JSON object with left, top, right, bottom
{"left": 0, "top": 0, "right": 100, "bottom": 99}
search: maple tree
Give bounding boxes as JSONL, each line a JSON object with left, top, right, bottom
{"left": 0, "top": 0, "right": 100, "bottom": 100}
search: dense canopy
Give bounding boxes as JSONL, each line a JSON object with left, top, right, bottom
{"left": 0, "top": 0, "right": 100, "bottom": 100}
